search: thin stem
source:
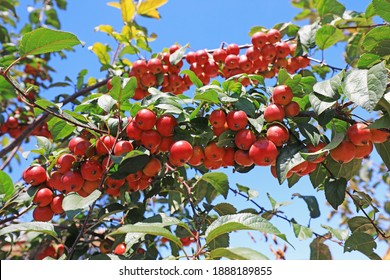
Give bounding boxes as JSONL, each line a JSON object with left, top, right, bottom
{"left": 0, "top": 78, "right": 109, "bottom": 160}
{"left": 0, "top": 142, "right": 21, "bottom": 170}
{"left": 336, "top": 23, "right": 389, "bottom": 30}
{"left": 0, "top": 205, "right": 33, "bottom": 225}
{"left": 346, "top": 191, "right": 389, "bottom": 239}
{"left": 2, "top": 72, "right": 108, "bottom": 134}
{"left": 67, "top": 201, "right": 97, "bottom": 259}
{"left": 307, "top": 56, "right": 344, "bottom": 71}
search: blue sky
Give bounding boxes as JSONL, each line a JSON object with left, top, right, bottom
{"left": 10, "top": 0, "right": 387, "bottom": 259}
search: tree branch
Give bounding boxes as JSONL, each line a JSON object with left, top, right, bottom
{"left": 0, "top": 78, "right": 109, "bottom": 160}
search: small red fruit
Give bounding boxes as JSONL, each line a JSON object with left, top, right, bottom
{"left": 188, "top": 146, "right": 205, "bottom": 166}
{"left": 156, "top": 114, "right": 177, "bottom": 137}
{"left": 267, "top": 29, "right": 281, "bottom": 43}
{"left": 50, "top": 195, "right": 64, "bottom": 214}
{"left": 56, "top": 154, "right": 76, "bottom": 173}
{"left": 252, "top": 32, "right": 267, "bottom": 48}
{"left": 354, "top": 141, "right": 373, "bottom": 159}
{"left": 227, "top": 110, "right": 248, "bottom": 131}
{"left": 284, "top": 101, "right": 300, "bottom": 117}
{"left": 142, "top": 158, "right": 162, "bottom": 177}
{"left": 266, "top": 124, "right": 289, "bottom": 147}
{"left": 33, "top": 187, "right": 54, "bottom": 207}
{"left": 113, "top": 243, "right": 126, "bottom": 255}
{"left": 272, "top": 85, "right": 293, "bottom": 106}
{"left": 126, "top": 119, "right": 142, "bottom": 140}
{"left": 114, "top": 140, "right": 133, "bottom": 156}
{"left": 61, "top": 171, "right": 84, "bottom": 192}
{"left": 209, "top": 110, "right": 227, "bottom": 128}
{"left": 33, "top": 206, "right": 54, "bottom": 222}
{"left": 264, "top": 104, "right": 285, "bottom": 122}
{"left": 213, "top": 48, "right": 227, "bottom": 63}
{"left": 249, "top": 139, "right": 278, "bottom": 166}
{"left": 204, "top": 142, "right": 225, "bottom": 161}
{"left": 169, "top": 140, "right": 193, "bottom": 166}
{"left": 347, "top": 123, "right": 371, "bottom": 146}
{"left": 141, "top": 130, "right": 161, "bottom": 153}
{"left": 370, "top": 128, "right": 389, "bottom": 143}
{"left": 23, "top": 165, "right": 47, "bottom": 186}
{"left": 81, "top": 160, "right": 103, "bottom": 181}
{"left": 235, "top": 129, "right": 256, "bottom": 150}
{"left": 96, "top": 135, "right": 116, "bottom": 155}
{"left": 330, "top": 141, "right": 356, "bottom": 163}
{"left": 234, "top": 150, "right": 253, "bottom": 167}
{"left": 134, "top": 109, "right": 157, "bottom": 130}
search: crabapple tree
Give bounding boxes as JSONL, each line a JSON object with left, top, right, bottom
{"left": 0, "top": 0, "right": 389, "bottom": 260}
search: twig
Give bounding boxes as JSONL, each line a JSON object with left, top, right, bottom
{"left": 0, "top": 141, "right": 22, "bottom": 170}
{"left": 307, "top": 57, "right": 343, "bottom": 71}
{"left": 346, "top": 191, "right": 389, "bottom": 239}
{"left": 336, "top": 23, "right": 389, "bottom": 30}
{"left": 0, "top": 78, "right": 109, "bottom": 160}
{"left": 0, "top": 205, "right": 33, "bottom": 225}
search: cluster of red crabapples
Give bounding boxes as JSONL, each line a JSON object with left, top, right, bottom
{"left": 0, "top": 108, "right": 51, "bottom": 139}
{"left": 110, "top": 29, "right": 311, "bottom": 99}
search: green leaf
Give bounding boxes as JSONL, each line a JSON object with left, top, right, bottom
{"left": 348, "top": 216, "right": 376, "bottom": 234}
{"left": 321, "top": 224, "right": 349, "bottom": 241}
{"left": 180, "top": 69, "right": 203, "bottom": 88}
{"left": 63, "top": 190, "right": 101, "bottom": 219}
{"left": 47, "top": 118, "right": 75, "bottom": 141}
{"left": 169, "top": 44, "right": 189, "bottom": 65}
{"left": 110, "top": 76, "right": 137, "bottom": 102}
{"left": 372, "top": 0, "right": 390, "bottom": 21}
{"left": 357, "top": 54, "right": 381, "bottom": 69}
{"left": 324, "top": 178, "right": 347, "bottom": 210}
{"left": 0, "top": 222, "right": 57, "bottom": 238}
{"left": 298, "top": 123, "right": 321, "bottom": 146}
{"left": 276, "top": 143, "right": 306, "bottom": 184}
{"left": 36, "top": 136, "right": 52, "bottom": 154}
{"left": 19, "top": 27, "right": 82, "bottom": 57}
{"left": 205, "top": 213, "right": 288, "bottom": 244}
{"left": 212, "top": 203, "right": 237, "bottom": 216}
{"left": 0, "top": 170, "right": 14, "bottom": 202}
{"left": 209, "top": 247, "right": 268, "bottom": 260}
{"left": 374, "top": 141, "right": 390, "bottom": 170}
{"left": 273, "top": 22, "right": 300, "bottom": 37}
{"left": 248, "top": 116, "right": 264, "bottom": 133}
{"left": 236, "top": 183, "right": 258, "bottom": 200}
{"left": 207, "top": 233, "right": 230, "bottom": 251}
{"left": 309, "top": 93, "right": 337, "bottom": 115}
{"left": 362, "top": 26, "right": 390, "bottom": 57}
{"left": 199, "top": 172, "right": 229, "bottom": 199}
{"left": 98, "top": 94, "right": 117, "bottom": 112}
{"left": 293, "top": 222, "right": 313, "bottom": 240}
{"left": 235, "top": 97, "right": 256, "bottom": 117}
{"left": 194, "top": 88, "right": 220, "bottom": 104}
{"left": 109, "top": 223, "right": 182, "bottom": 247}
{"left": 309, "top": 164, "right": 327, "bottom": 188}
{"left": 344, "top": 232, "right": 377, "bottom": 256}
{"left": 310, "top": 237, "right": 332, "bottom": 260}
{"left": 317, "top": 0, "right": 346, "bottom": 19}
{"left": 297, "top": 22, "right": 320, "bottom": 51}
{"left": 315, "top": 25, "right": 344, "bottom": 50}
{"left": 108, "top": 151, "right": 150, "bottom": 179}
{"left": 326, "top": 158, "right": 362, "bottom": 180}
{"left": 313, "top": 71, "right": 343, "bottom": 99}
{"left": 89, "top": 42, "right": 111, "bottom": 66}
{"left": 292, "top": 193, "right": 321, "bottom": 219}
{"left": 343, "top": 62, "right": 388, "bottom": 112}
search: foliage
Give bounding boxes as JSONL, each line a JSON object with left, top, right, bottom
{"left": 0, "top": 0, "right": 389, "bottom": 260}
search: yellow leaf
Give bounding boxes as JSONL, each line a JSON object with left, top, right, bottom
{"left": 137, "top": 0, "right": 168, "bottom": 19}
{"left": 120, "top": 0, "right": 136, "bottom": 23}
{"left": 89, "top": 42, "right": 111, "bottom": 65}
{"left": 95, "top": 25, "right": 114, "bottom": 35}
{"left": 107, "top": 2, "right": 121, "bottom": 9}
